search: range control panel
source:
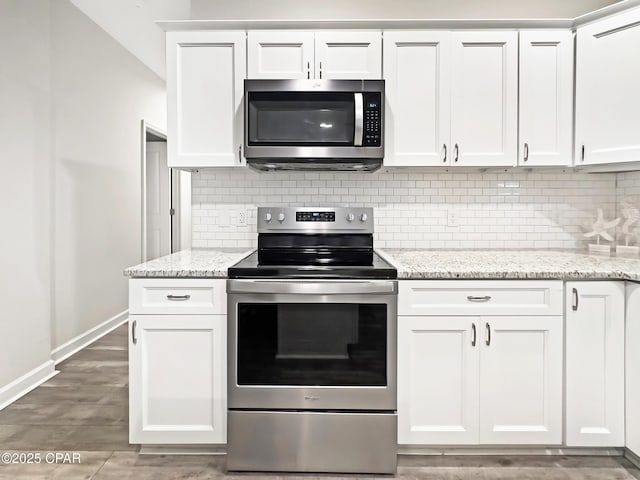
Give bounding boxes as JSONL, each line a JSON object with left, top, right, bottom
{"left": 296, "top": 211, "right": 336, "bottom": 222}
{"left": 258, "top": 207, "right": 374, "bottom": 233}
{"left": 363, "top": 93, "right": 382, "bottom": 147}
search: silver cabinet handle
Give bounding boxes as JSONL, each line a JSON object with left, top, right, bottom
{"left": 581, "top": 144, "right": 585, "bottom": 162}
{"left": 524, "top": 142, "right": 529, "bottom": 162}
{"left": 485, "top": 323, "right": 491, "bottom": 346}
{"left": 307, "top": 61, "right": 310, "bottom": 79}
{"left": 442, "top": 144, "right": 447, "bottom": 163}
{"left": 467, "top": 295, "right": 491, "bottom": 302}
{"left": 454, "top": 143, "right": 459, "bottom": 163}
{"left": 319, "top": 61, "right": 322, "bottom": 79}
{"left": 167, "top": 294, "right": 191, "bottom": 301}
{"left": 132, "top": 320, "right": 137, "bottom": 345}
{"left": 572, "top": 288, "right": 578, "bottom": 311}
{"left": 471, "top": 323, "right": 477, "bottom": 347}
{"left": 238, "top": 145, "right": 242, "bottom": 164}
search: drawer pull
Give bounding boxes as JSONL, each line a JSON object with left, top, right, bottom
{"left": 467, "top": 295, "right": 492, "bottom": 302}
{"left": 572, "top": 288, "right": 578, "bottom": 311}
{"left": 167, "top": 294, "right": 191, "bottom": 301}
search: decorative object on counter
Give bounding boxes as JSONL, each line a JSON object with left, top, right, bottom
{"left": 583, "top": 208, "right": 620, "bottom": 256}
{"left": 616, "top": 199, "right": 640, "bottom": 257}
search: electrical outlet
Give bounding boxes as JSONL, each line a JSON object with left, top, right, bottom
{"left": 447, "top": 210, "right": 460, "bottom": 228}
{"left": 238, "top": 210, "right": 247, "bottom": 226}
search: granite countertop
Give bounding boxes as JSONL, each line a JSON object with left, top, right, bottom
{"left": 124, "top": 248, "right": 254, "bottom": 278}
{"left": 124, "top": 248, "right": 640, "bottom": 281}
{"left": 377, "top": 249, "right": 640, "bottom": 281}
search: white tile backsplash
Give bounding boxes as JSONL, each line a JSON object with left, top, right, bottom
{"left": 616, "top": 170, "right": 640, "bottom": 247}
{"left": 191, "top": 168, "right": 622, "bottom": 250}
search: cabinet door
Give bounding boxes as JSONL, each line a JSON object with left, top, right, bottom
{"left": 398, "top": 316, "right": 479, "bottom": 445}
{"left": 450, "top": 32, "right": 518, "bottom": 166}
{"left": 383, "top": 31, "right": 451, "bottom": 166}
{"left": 314, "top": 31, "right": 381, "bottom": 79}
{"left": 166, "top": 31, "right": 245, "bottom": 168}
{"left": 575, "top": 8, "right": 640, "bottom": 165}
{"left": 519, "top": 30, "right": 573, "bottom": 166}
{"left": 627, "top": 282, "right": 640, "bottom": 457}
{"left": 479, "top": 316, "right": 563, "bottom": 445}
{"left": 247, "top": 31, "right": 314, "bottom": 79}
{"left": 129, "top": 314, "right": 226, "bottom": 444}
{"left": 565, "top": 281, "right": 625, "bottom": 446}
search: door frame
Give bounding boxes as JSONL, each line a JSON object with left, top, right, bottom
{"left": 141, "top": 120, "right": 191, "bottom": 262}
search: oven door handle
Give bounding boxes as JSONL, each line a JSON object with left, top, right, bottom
{"left": 354, "top": 92, "right": 364, "bottom": 147}
{"left": 227, "top": 279, "right": 396, "bottom": 295}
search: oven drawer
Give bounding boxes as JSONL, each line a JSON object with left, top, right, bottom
{"left": 129, "top": 279, "right": 226, "bottom": 315}
{"left": 398, "top": 280, "right": 563, "bottom": 316}
{"left": 227, "top": 410, "right": 397, "bottom": 474}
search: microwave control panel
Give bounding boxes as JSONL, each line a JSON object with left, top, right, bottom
{"left": 363, "top": 93, "right": 382, "bottom": 147}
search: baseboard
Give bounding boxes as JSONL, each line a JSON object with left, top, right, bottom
{"left": 139, "top": 445, "right": 226, "bottom": 455}
{"left": 51, "top": 309, "right": 128, "bottom": 365}
{"left": 398, "top": 446, "right": 625, "bottom": 456}
{"left": 625, "top": 448, "right": 640, "bottom": 468}
{"left": 0, "top": 360, "right": 58, "bottom": 411}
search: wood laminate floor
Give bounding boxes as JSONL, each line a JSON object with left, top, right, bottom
{"left": 1, "top": 324, "right": 639, "bottom": 479}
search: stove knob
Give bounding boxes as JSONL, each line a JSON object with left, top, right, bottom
{"left": 264, "top": 212, "right": 272, "bottom": 222}
{"left": 360, "top": 212, "right": 368, "bottom": 222}
{"left": 346, "top": 213, "right": 355, "bottom": 222}
{"left": 277, "top": 212, "right": 286, "bottom": 223}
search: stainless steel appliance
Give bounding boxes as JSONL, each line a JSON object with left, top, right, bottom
{"left": 227, "top": 207, "right": 397, "bottom": 474}
{"left": 244, "top": 80, "right": 384, "bottom": 172}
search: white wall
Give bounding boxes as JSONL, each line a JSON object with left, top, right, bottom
{"left": 191, "top": 0, "right": 620, "bottom": 20}
{"left": 51, "top": 0, "right": 166, "bottom": 349}
{"left": 0, "top": 0, "right": 54, "bottom": 388}
{"left": 69, "top": 0, "right": 190, "bottom": 79}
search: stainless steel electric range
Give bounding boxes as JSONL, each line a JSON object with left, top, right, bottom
{"left": 226, "top": 206, "right": 398, "bottom": 474}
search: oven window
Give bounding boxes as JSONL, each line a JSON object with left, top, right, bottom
{"left": 247, "top": 92, "right": 354, "bottom": 146}
{"left": 236, "top": 303, "right": 386, "bottom": 386}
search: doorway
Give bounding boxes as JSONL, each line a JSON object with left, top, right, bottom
{"left": 141, "top": 120, "right": 191, "bottom": 262}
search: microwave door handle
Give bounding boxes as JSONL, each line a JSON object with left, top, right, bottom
{"left": 354, "top": 92, "right": 364, "bottom": 146}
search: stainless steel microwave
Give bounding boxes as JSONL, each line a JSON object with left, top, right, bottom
{"left": 244, "top": 79, "right": 384, "bottom": 172}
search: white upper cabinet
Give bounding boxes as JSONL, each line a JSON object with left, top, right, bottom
{"left": 450, "top": 31, "right": 518, "bottom": 167}
{"left": 383, "top": 31, "right": 451, "bottom": 166}
{"left": 166, "top": 31, "right": 246, "bottom": 168}
{"left": 314, "top": 31, "right": 381, "bottom": 79}
{"left": 519, "top": 30, "right": 574, "bottom": 166}
{"left": 575, "top": 7, "right": 640, "bottom": 165}
{"left": 248, "top": 31, "right": 382, "bottom": 79}
{"left": 565, "top": 281, "right": 625, "bottom": 447}
{"left": 247, "top": 31, "right": 314, "bottom": 79}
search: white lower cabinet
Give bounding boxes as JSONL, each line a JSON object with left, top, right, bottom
{"left": 479, "top": 316, "right": 563, "bottom": 444}
{"left": 626, "top": 282, "right": 640, "bottom": 457}
{"left": 129, "top": 314, "right": 226, "bottom": 444}
{"left": 565, "top": 281, "right": 625, "bottom": 447}
{"left": 398, "top": 316, "right": 479, "bottom": 444}
{"left": 398, "top": 280, "right": 564, "bottom": 446}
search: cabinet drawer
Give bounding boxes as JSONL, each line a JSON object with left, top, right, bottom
{"left": 129, "top": 279, "right": 226, "bottom": 315}
{"left": 398, "top": 280, "right": 563, "bottom": 316}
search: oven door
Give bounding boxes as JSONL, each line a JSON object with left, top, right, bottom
{"left": 227, "top": 279, "right": 397, "bottom": 411}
